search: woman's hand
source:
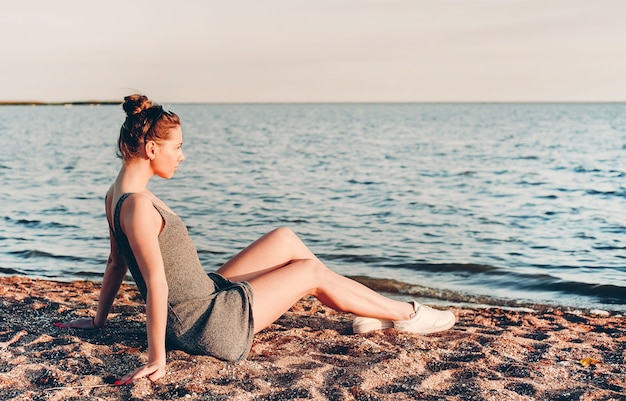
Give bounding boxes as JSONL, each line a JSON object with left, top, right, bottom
{"left": 54, "top": 317, "right": 99, "bottom": 330}
{"left": 115, "top": 362, "right": 166, "bottom": 385}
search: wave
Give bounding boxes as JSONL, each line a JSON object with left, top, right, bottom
{"left": 9, "top": 249, "right": 96, "bottom": 264}
{"left": 3, "top": 216, "right": 79, "bottom": 230}
{"left": 0, "top": 267, "right": 24, "bottom": 275}
{"left": 346, "top": 274, "right": 543, "bottom": 309}
{"left": 585, "top": 189, "right": 626, "bottom": 198}
{"left": 62, "top": 270, "right": 106, "bottom": 279}
{"left": 399, "top": 262, "right": 499, "bottom": 274}
{"left": 323, "top": 256, "right": 499, "bottom": 274}
{"left": 322, "top": 257, "right": 626, "bottom": 307}
{"left": 349, "top": 265, "right": 626, "bottom": 311}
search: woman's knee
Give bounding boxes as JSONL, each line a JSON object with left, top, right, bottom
{"left": 267, "top": 227, "right": 302, "bottom": 249}
{"left": 297, "top": 258, "right": 331, "bottom": 289}
{"left": 269, "top": 226, "right": 297, "bottom": 241}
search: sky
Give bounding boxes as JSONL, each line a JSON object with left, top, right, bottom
{"left": 1, "top": 0, "right": 626, "bottom": 103}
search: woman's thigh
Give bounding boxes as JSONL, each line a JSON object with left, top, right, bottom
{"left": 216, "top": 227, "right": 317, "bottom": 282}
{"left": 247, "top": 258, "right": 322, "bottom": 333}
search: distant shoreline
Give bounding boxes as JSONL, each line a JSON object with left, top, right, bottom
{"left": 0, "top": 100, "right": 120, "bottom": 106}
{"left": 2, "top": 100, "right": 626, "bottom": 106}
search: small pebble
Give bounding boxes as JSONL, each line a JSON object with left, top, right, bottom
{"left": 589, "top": 309, "right": 610, "bottom": 317}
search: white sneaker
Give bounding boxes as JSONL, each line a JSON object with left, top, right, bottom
{"left": 352, "top": 316, "right": 393, "bottom": 334}
{"left": 393, "top": 301, "right": 456, "bottom": 335}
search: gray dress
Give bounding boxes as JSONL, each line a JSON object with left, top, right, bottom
{"left": 112, "top": 193, "right": 254, "bottom": 361}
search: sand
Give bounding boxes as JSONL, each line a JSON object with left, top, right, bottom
{"left": 0, "top": 275, "right": 624, "bottom": 401}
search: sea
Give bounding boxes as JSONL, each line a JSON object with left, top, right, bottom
{"left": 1, "top": 103, "right": 626, "bottom": 312}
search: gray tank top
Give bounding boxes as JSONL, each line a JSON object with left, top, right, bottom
{"left": 112, "top": 193, "right": 254, "bottom": 361}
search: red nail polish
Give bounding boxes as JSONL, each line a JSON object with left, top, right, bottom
{"left": 53, "top": 322, "right": 62, "bottom": 328}
{"left": 114, "top": 380, "right": 123, "bottom": 386}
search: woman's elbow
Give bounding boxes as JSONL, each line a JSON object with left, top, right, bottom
{"left": 106, "top": 254, "right": 127, "bottom": 271}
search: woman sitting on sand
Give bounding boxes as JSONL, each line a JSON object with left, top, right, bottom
{"left": 56, "top": 94, "right": 455, "bottom": 385}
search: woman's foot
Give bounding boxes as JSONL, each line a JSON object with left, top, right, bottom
{"left": 393, "top": 301, "right": 456, "bottom": 334}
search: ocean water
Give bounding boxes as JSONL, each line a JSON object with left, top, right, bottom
{"left": 1, "top": 103, "right": 626, "bottom": 312}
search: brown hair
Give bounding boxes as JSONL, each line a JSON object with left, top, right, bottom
{"left": 117, "top": 94, "right": 181, "bottom": 160}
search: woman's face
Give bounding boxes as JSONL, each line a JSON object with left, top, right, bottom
{"left": 152, "top": 125, "right": 185, "bottom": 179}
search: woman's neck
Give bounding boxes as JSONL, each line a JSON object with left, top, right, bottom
{"left": 116, "top": 159, "right": 154, "bottom": 193}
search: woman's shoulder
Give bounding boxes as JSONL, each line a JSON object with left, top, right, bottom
{"left": 107, "top": 189, "right": 157, "bottom": 220}
{"left": 117, "top": 193, "right": 163, "bottom": 236}
{"left": 120, "top": 192, "right": 156, "bottom": 212}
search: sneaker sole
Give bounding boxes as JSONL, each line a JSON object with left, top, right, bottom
{"left": 352, "top": 317, "right": 394, "bottom": 334}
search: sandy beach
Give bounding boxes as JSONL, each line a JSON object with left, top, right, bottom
{"left": 0, "top": 276, "right": 624, "bottom": 400}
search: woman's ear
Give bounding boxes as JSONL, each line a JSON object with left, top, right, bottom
{"left": 145, "top": 140, "right": 157, "bottom": 161}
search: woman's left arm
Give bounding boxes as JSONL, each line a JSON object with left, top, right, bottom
{"left": 115, "top": 194, "right": 169, "bottom": 384}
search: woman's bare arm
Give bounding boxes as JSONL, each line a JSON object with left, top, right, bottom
{"left": 116, "top": 193, "right": 168, "bottom": 383}
{"left": 93, "top": 231, "right": 128, "bottom": 327}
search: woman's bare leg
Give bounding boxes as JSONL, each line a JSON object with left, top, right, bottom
{"left": 247, "top": 258, "right": 414, "bottom": 333}
{"left": 217, "top": 227, "right": 414, "bottom": 333}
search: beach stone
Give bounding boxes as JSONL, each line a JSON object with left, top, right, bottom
{"left": 589, "top": 309, "right": 610, "bottom": 317}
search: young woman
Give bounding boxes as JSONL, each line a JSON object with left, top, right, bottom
{"left": 55, "top": 95, "right": 455, "bottom": 385}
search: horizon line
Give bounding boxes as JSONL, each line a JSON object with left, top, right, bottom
{"left": 2, "top": 100, "right": 626, "bottom": 106}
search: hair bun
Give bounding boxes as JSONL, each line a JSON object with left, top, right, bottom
{"left": 122, "top": 94, "right": 153, "bottom": 117}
